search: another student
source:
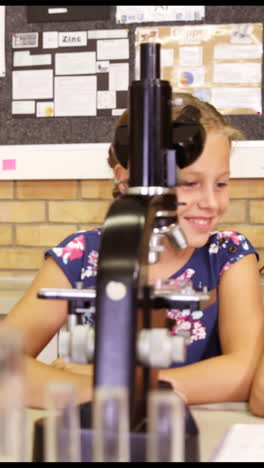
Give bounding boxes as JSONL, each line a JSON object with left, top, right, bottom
{"left": 3, "top": 93, "right": 264, "bottom": 408}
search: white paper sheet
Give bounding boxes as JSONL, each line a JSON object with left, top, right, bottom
{"left": 12, "top": 32, "right": 38, "bottom": 48}
{"left": 54, "top": 75, "right": 96, "bottom": 116}
{"left": 179, "top": 46, "right": 203, "bottom": 66}
{"left": 97, "top": 90, "right": 116, "bottom": 109}
{"left": 43, "top": 31, "right": 59, "bottom": 49}
{"left": 48, "top": 7, "right": 68, "bottom": 15}
{"left": 214, "top": 62, "right": 261, "bottom": 84}
{"left": 112, "top": 108, "right": 126, "bottom": 116}
{"left": 12, "top": 100, "right": 35, "bottom": 114}
{"left": 97, "top": 38, "right": 129, "bottom": 60}
{"left": 109, "top": 62, "right": 129, "bottom": 91}
{"left": 12, "top": 69, "right": 53, "bottom": 100}
{"left": 116, "top": 6, "right": 205, "bottom": 23}
{"left": 36, "top": 101, "right": 54, "bottom": 117}
{"left": 13, "top": 50, "right": 52, "bottom": 67}
{"left": 214, "top": 44, "right": 262, "bottom": 60}
{"left": 58, "top": 31, "right": 87, "bottom": 48}
{"left": 231, "top": 24, "right": 254, "bottom": 44}
{"left": 172, "top": 26, "right": 211, "bottom": 45}
{"left": 55, "top": 51, "right": 96, "bottom": 75}
{"left": 88, "top": 29, "right": 128, "bottom": 39}
{"left": 161, "top": 49, "right": 174, "bottom": 68}
{"left": 96, "top": 61, "right": 109, "bottom": 73}
{"left": 211, "top": 424, "right": 264, "bottom": 462}
{"left": 211, "top": 87, "right": 261, "bottom": 113}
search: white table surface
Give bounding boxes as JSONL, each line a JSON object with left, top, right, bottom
{"left": 190, "top": 402, "right": 264, "bottom": 462}
{"left": 26, "top": 402, "right": 264, "bottom": 462}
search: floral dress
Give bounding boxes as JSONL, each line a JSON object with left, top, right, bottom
{"left": 46, "top": 229, "right": 258, "bottom": 368}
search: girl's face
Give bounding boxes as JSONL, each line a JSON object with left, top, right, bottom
{"left": 176, "top": 131, "right": 231, "bottom": 249}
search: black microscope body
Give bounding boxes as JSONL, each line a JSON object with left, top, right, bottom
{"left": 33, "top": 42, "right": 205, "bottom": 462}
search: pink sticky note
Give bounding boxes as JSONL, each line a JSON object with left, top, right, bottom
{"left": 2, "top": 159, "right": 16, "bottom": 170}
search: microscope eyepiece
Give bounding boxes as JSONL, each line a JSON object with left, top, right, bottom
{"left": 171, "top": 105, "right": 205, "bottom": 169}
{"left": 113, "top": 116, "right": 205, "bottom": 171}
{"left": 140, "top": 42, "right": 160, "bottom": 80}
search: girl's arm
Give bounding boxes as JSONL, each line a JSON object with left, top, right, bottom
{"left": 51, "top": 357, "right": 94, "bottom": 376}
{"left": 3, "top": 256, "right": 70, "bottom": 357}
{"left": 24, "top": 355, "right": 93, "bottom": 408}
{"left": 248, "top": 350, "right": 264, "bottom": 417}
{"left": 2, "top": 256, "right": 93, "bottom": 408}
{"left": 249, "top": 337, "right": 264, "bottom": 416}
{"left": 158, "top": 254, "right": 264, "bottom": 404}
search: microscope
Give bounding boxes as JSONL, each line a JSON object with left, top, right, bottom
{"left": 33, "top": 42, "right": 209, "bottom": 462}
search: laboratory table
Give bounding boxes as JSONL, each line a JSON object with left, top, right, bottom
{"left": 26, "top": 401, "right": 264, "bottom": 462}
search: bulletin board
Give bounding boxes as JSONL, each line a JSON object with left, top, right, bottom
{"left": 135, "top": 23, "right": 263, "bottom": 115}
{"left": 1, "top": 5, "right": 264, "bottom": 179}
{"left": 11, "top": 28, "right": 129, "bottom": 118}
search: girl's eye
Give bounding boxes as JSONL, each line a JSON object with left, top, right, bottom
{"left": 216, "top": 182, "right": 228, "bottom": 188}
{"left": 180, "top": 181, "right": 197, "bottom": 187}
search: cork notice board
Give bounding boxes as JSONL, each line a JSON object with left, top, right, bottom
{"left": 135, "top": 23, "right": 263, "bottom": 115}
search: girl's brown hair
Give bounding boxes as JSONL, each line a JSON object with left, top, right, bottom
{"left": 108, "top": 93, "right": 243, "bottom": 197}
{"left": 171, "top": 93, "right": 242, "bottom": 142}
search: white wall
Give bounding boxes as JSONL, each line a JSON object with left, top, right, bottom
{"left": 0, "top": 141, "right": 263, "bottom": 180}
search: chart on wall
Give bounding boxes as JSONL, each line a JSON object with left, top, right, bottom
{"left": 135, "top": 23, "right": 263, "bottom": 114}
{"left": 11, "top": 28, "right": 129, "bottom": 118}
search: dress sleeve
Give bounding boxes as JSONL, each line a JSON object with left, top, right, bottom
{"left": 211, "top": 230, "right": 259, "bottom": 278}
{"left": 45, "top": 231, "right": 88, "bottom": 287}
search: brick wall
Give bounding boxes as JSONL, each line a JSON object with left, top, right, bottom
{"left": 0, "top": 178, "right": 263, "bottom": 277}
{"left": 0, "top": 179, "right": 113, "bottom": 277}
{"left": 218, "top": 179, "right": 264, "bottom": 271}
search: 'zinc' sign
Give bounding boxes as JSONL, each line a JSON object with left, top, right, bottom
{"left": 58, "top": 31, "right": 87, "bottom": 47}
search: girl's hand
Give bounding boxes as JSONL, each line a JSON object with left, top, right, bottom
{"left": 51, "top": 357, "right": 93, "bottom": 376}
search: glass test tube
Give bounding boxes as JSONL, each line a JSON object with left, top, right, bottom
{"left": 92, "top": 387, "right": 130, "bottom": 462}
{"left": 147, "top": 389, "right": 185, "bottom": 462}
{"left": 0, "top": 326, "right": 26, "bottom": 462}
{"left": 44, "top": 382, "right": 81, "bottom": 462}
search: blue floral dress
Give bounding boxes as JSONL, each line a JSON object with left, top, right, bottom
{"left": 45, "top": 229, "right": 258, "bottom": 368}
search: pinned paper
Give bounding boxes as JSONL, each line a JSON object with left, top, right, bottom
{"left": 2, "top": 159, "right": 16, "bottom": 170}
{"left": 36, "top": 101, "right": 54, "bottom": 117}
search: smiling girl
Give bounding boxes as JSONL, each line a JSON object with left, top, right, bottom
{"left": 3, "top": 93, "right": 263, "bottom": 408}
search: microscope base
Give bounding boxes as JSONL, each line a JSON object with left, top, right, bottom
{"left": 32, "top": 402, "right": 200, "bottom": 462}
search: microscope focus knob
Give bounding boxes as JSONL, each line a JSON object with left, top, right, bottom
{"left": 71, "top": 324, "right": 95, "bottom": 364}
{"left": 58, "top": 327, "right": 70, "bottom": 361}
{"left": 59, "top": 325, "right": 187, "bottom": 367}
{"left": 58, "top": 324, "right": 95, "bottom": 363}
{"left": 137, "top": 328, "right": 187, "bottom": 368}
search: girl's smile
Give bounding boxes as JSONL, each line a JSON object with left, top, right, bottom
{"left": 176, "top": 131, "right": 231, "bottom": 248}
{"left": 183, "top": 216, "right": 214, "bottom": 232}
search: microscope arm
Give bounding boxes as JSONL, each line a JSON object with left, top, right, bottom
{"left": 94, "top": 191, "right": 177, "bottom": 429}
